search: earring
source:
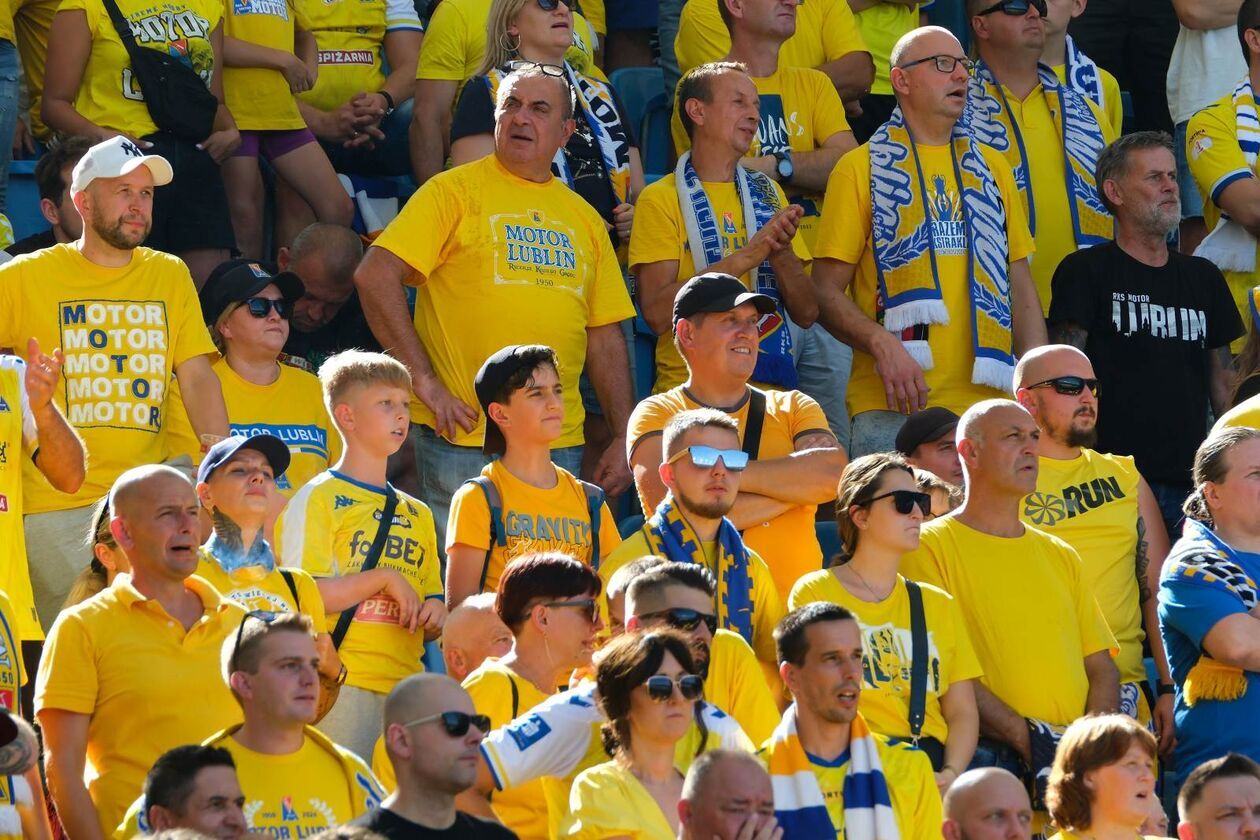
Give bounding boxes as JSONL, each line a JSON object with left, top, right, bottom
{"left": 500, "top": 30, "right": 521, "bottom": 54}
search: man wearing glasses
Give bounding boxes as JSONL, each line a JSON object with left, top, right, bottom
{"left": 965, "top": 0, "right": 1117, "bottom": 312}
{"left": 812, "top": 26, "right": 1044, "bottom": 460}
{"left": 353, "top": 673, "right": 517, "bottom": 838}
{"left": 1014, "top": 344, "right": 1176, "bottom": 756}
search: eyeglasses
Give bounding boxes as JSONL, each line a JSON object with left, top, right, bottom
{"left": 401, "top": 711, "right": 492, "bottom": 738}
{"left": 229, "top": 609, "right": 279, "bottom": 672}
{"left": 644, "top": 674, "right": 705, "bottom": 702}
{"left": 242, "top": 297, "right": 292, "bottom": 319}
{"left": 508, "top": 59, "right": 566, "bottom": 78}
{"left": 542, "top": 597, "right": 600, "bottom": 622}
{"left": 1027, "top": 376, "right": 1100, "bottom": 397}
{"left": 897, "top": 54, "right": 975, "bottom": 75}
{"left": 665, "top": 445, "right": 750, "bottom": 472}
{"left": 637, "top": 608, "right": 719, "bottom": 636}
{"left": 975, "top": 0, "right": 1046, "bottom": 17}
{"left": 535, "top": 0, "right": 574, "bottom": 10}
{"left": 855, "top": 489, "right": 932, "bottom": 517}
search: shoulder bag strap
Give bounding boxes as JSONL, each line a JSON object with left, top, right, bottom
{"left": 577, "top": 479, "right": 605, "bottom": 569}
{"left": 905, "top": 579, "right": 928, "bottom": 742}
{"left": 742, "top": 388, "right": 767, "bottom": 461}
{"left": 278, "top": 568, "right": 300, "bottom": 609}
{"left": 330, "top": 485, "right": 397, "bottom": 650}
{"left": 100, "top": 0, "right": 145, "bottom": 63}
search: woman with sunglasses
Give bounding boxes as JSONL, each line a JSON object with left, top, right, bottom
{"left": 198, "top": 258, "right": 340, "bottom": 505}
{"left": 459, "top": 552, "right": 604, "bottom": 839}
{"left": 448, "top": 0, "right": 644, "bottom": 253}
{"left": 562, "top": 629, "right": 705, "bottom": 840}
{"left": 788, "top": 452, "right": 981, "bottom": 794}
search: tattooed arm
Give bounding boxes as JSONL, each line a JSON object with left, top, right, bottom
{"left": 1048, "top": 321, "right": 1089, "bottom": 351}
{"left": 1137, "top": 477, "right": 1175, "bottom": 755}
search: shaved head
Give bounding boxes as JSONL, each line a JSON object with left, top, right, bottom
{"left": 1013, "top": 345, "right": 1094, "bottom": 390}
{"left": 109, "top": 464, "right": 192, "bottom": 518}
{"left": 384, "top": 673, "right": 463, "bottom": 731}
{"left": 943, "top": 768, "right": 1033, "bottom": 840}
{"left": 956, "top": 399, "right": 1029, "bottom": 447}
{"left": 891, "top": 25, "right": 964, "bottom": 67}
{"left": 442, "top": 594, "right": 513, "bottom": 682}
{"left": 956, "top": 399, "right": 1041, "bottom": 499}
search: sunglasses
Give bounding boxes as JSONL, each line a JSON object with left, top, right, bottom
{"left": 508, "top": 59, "right": 567, "bottom": 77}
{"left": 976, "top": 0, "right": 1046, "bottom": 16}
{"left": 230, "top": 609, "right": 279, "bottom": 671}
{"left": 535, "top": 0, "right": 574, "bottom": 9}
{"left": 855, "top": 489, "right": 933, "bottom": 517}
{"left": 542, "top": 597, "right": 600, "bottom": 622}
{"left": 402, "top": 710, "right": 492, "bottom": 738}
{"left": 644, "top": 674, "right": 705, "bottom": 703}
{"left": 1027, "top": 376, "right": 1099, "bottom": 397}
{"left": 638, "top": 608, "right": 719, "bottom": 636}
{"left": 897, "top": 54, "right": 975, "bottom": 75}
{"left": 242, "top": 297, "right": 292, "bottom": 319}
{"left": 666, "top": 445, "right": 750, "bottom": 472}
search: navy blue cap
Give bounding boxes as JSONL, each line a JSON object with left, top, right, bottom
{"left": 197, "top": 434, "right": 291, "bottom": 484}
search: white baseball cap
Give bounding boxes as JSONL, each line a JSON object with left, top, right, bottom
{"left": 70, "top": 136, "right": 174, "bottom": 194}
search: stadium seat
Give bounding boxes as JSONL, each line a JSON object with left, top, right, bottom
{"left": 816, "top": 520, "right": 841, "bottom": 568}
{"left": 618, "top": 513, "right": 646, "bottom": 539}
{"left": 640, "top": 91, "right": 674, "bottom": 181}
{"left": 1121, "top": 91, "right": 1135, "bottom": 134}
{"left": 609, "top": 66, "right": 666, "bottom": 135}
{"left": 926, "top": 0, "right": 969, "bottom": 53}
{"left": 8, "top": 159, "right": 43, "bottom": 241}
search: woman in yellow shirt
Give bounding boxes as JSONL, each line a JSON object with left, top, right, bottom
{"left": 789, "top": 452, "right": 981, "bottom": 794}
{"left": 1045, "top": 714, "right": 1159, "bottom": 840}
{"left": 562, "top": 630, "right": 704, "bottom": 840}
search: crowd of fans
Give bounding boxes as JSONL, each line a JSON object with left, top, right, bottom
{"left": 4, "top": 0, "right": 1260, "bottom": 837}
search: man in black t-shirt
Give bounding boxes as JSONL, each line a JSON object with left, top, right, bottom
{"left": 349, "top": 673, "right": 517, "bottom": 840}
{"left": 1048, "top": 131, "right": 1243, "bottom": 536}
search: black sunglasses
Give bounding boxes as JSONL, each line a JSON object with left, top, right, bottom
{"left": 242, "top": 297, "right": 292, "bottom": 319}
{"left": 402, "top": 710, "right": 492, "bottom": 738}
{"left": 535, "top": 0, "right": 575, "bottom": 13}
{"left": 645, "top": 674, "right": 705, "bottom": 703}
{"left": 541, "top": 597, "right": 600, "bottom": 622}
{"left": 976, "top": 0, "right": 1046, "bottom": 16}
{"left": 638, "top": 608, "right": 719, "bottom": 636}
{"left": 855, "top": 489, "right": 932, "bottom": 517}
{"left": 1027, "top": 376, "right": 1099, "bottom": 397}
{"left": 230, "top": 609, "right": 279, "bottom": 671}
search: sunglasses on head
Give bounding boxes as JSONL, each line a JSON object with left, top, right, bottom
{"left": 855, "top": 489, "right": 933, "bottom": 517}
{"left": 230, "top": 609, "right": 279, "bottom": 671}
{"left": 541, "top": 597, "right": 600, "bottom": 622}
{"left": 666, "top": 445, "right": 750, "bottom": 472}
{"left": 242, "top": 297, "right": 292, "bottom": 319}
{"left": 1027, "top": 376, "right": 1099, "bottom": 397}
{"left": 402, "top": 710, "right": 492, "bottom": 738}
{"left": 976, "top": 0, "right": 1046, "bottom": 16}
{"left": 644, "top": 674, "right": 705, "bottom": 703}
{"left": 638, "top": 608, "right": 719, "bottom": 636}
{"left": 508, "top": 59, "right": 567, "bottom": 77}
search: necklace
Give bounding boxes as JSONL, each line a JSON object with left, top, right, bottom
{"left": 843, "top": 562, "right": 893, "bottom": 602}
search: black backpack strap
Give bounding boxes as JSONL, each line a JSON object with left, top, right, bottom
{"left": 465, "top": 476, "right": 505, "bottom": 592}
{"left": 278, "top": 568, "right": 300, "bottom": 610}
{"left": 577, "top": 479, "right": 605, "bottom": 569}
{"left": 742, "top": 388, "right": 767, "bottom": 461}
{"left": 330, "top": 485, "right": 397, "bottom": 650}
{"left": 905, "top": 579, "right": 928, "bottom": 742}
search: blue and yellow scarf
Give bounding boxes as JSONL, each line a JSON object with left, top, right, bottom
{"left": 869, "top": 106, "right": 1014, "bottom": 391}
{"left": 641, "top": 493, "right": 754, "bottom": 644}
{"left": 1063, "top": 36, "right": 1104, "bottom": 114}
{"left": 963, "top": 61, "right": 1111, "bottom": 247}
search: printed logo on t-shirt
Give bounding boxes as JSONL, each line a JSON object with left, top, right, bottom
{"left": 722, "top": 212, "right": 737, "bottom": 235}
{"left": 242, "top": 796, "right": 337, "bottom": 831}
{"left": 0, "top": 495, "right": 7, "bottom": 513}
{"left": 503, "top": 508, "right": 593, "bottom": 559}
{"left": 491, "top": 210, "right": 584, "bottom": 297}
{"left": 861, "top": 621, "right": 943, "bottom": 695}
{"left": 1023, "top": 476, "right": 1127, "bottom": 527}
{"left": 317, "top": 49, "right": 374, "bottom": 65}
{"left": 0, "top": 442, "right": 6, "bottom": 464}
{"left": 1110, "top": 292, "right": 1209, "bottom": 344}
{"left": 119, "top": 11, "right": 214, "bottom": 99}
{"left": 233, "top": 0, "right": 289, "bottom": 18}
{"left": 225, "top": 586, "right": 296, "bottom": 613}
{"left": 928, "top": 176, "right": 965, "bottom": 256}
{"left": 754, "top": 93, "right": 803, "bottom": 157}
{"left": 0, "top": 397, "right": 8, "bottom": 412}
{"left": 229, "top": 422, "right": 331, "bottom": 459}
{"left": 505, "top": 711, "right": 553, "bottom": 752}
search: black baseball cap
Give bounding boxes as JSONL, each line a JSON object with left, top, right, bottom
{"left": 894, "top": 407, "right": 961, "bottom": 456}
{"left": 197, "top": 434, "right": 291, "bottom": 484}
{"left": 199, "top": 259, "right": 305, "bottom": 327}
{"left": 672, "top": 272, "right": 776, "bottom": 327}
{"left": 474, "top": 344, "right": 558, "bottom": 456}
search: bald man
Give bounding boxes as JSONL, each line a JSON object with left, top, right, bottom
{"left": 812, "top": 25, "right": 1044, "bottom": 457}
{"left": 942, "top": 768, "right": 1032, "bottom": 840}
{"left": 1014, "top": 345, "right": 1174, "bottom": 753}
{"left": 901, "top": 399, "right": 1118, "bottom": 817}
{"left": 351, "top": 673, "right": 516, "bottom": 838}
{"left": 678, "top": 749, "right": 780, "bottom": 840}
{"left": 442, "top": 593, "right": 514, "bottom": 684}
{"left": 35, "top": 465, "right": 246, "bottom": 838}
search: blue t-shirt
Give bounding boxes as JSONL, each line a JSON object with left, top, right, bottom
{"left": 1158, "top": 541, "right": 1260, "bottom": 781}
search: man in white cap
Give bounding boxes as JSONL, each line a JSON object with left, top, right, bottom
{"left": 0, "top": 135, "right": 229, "bottom": 636}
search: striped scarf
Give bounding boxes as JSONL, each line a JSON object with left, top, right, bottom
{"left": 641, "top": 493, "right": 754, "bottom": 644}
{"left": 1195, "top": 77, "right": 1260, "bottom": 273}
{"left": 1063, "top": 36, "right": 1104, "bottom": 114}
{"left": 962, "top": 61, "right": 1111, "bottom": 248}
{"left": 762, "top": 707, "right": 898, "bottom": 840}
{"left": 868, "top": 106, "right": 1014, "bottom": 391}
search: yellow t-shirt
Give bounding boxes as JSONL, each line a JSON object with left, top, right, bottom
{"left": 1214, "top": 391, "right": 1260, "bottom": 431}
{"left": 61, "top": 0, "right": 221, "bottom": 138}
{"left": 464, "top": 659, "right": 554, "bottom": 840}
{"left": 224, "top": 0, "right": 304, "bottom": 129}
{"left": 195, "top": 549, "right": 328, "bottom": 626}
{"left": 604, "top": 530, "right": 784, "bottom": 670}
{"left": 1051, "top": 63, "right": 1124, "bottom": 137}
{"left": 626, "top": 386, "right": 830, "bottom": 596}
{"left": 0, "top": 590, "right": 28, "bottom": 834}
{"left": 213, "top": 356, "right": 341, "bottom": 498}
{"left": 900, "top": 517, "right": 1117, "bottom": 725}
{"left": 629, "top": 174, "right": 811, "bottom": 395}
{"left": 982, "top": 82, "right": 1117, "bottom": 314}
{"left": 1187, "top": 93, "right": 1260, "bottom": 351}
{"left": 275, "top": 470, "right": 443, "bottom": 693}
{"left": 675, "top": 0, "right": 867, "bottom": 79}
{"left": 1021, "top": 450, "right": 1145, "bottom": 684}
{"left": 371, "top": 154, "right": 635, "bottom": 449}
{"left": 447, "top": 460, "right": 620, "bottom": 595}
{"left": 854, "top": 3, "right": 921, "bottom": 96}
{"left": 0, "top": 244, "right": 217, "bottom": 514}
{"left": 670, "top": 65, "right": 849, "bottom": 252}
{"left": 13, "top": 0, "right": 59, "bottom": 139}
{"left": 561, "top": 760, "right": 676, "bottom": 840}
{"left": 295, "top": 0, "right": 422, "bottom": 113}
{"left": 0, "top": 358, "right": 43, "bottom": 642}
{"left": 813, "top": 143, "right": 1034, "bottom": 417}
{"left": 706, "top": 629, "right": 781, "bottom": 746}
{"left": 34, "top": 574, "right": 245, "bottom": 835}
{"left": 787, "top": 571, "right": 982, "bottom": 745}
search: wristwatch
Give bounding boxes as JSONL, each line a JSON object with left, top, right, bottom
{"left": 772, "top": 150, "right": 793, "bottom": 185}
{"left": 377, "top": 89, "right": 396, "bottom": 116}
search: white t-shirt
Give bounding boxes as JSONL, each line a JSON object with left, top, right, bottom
{"left": 1167, "top": 25, "right": 1246, "bottom": 125}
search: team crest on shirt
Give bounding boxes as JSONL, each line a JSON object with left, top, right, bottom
{"left": 334, "top": 495, "right": 357, "bottom": 509}
{"left": 243, "top": 796, "right": 337, "bottom": 829}
{"left": 0, "top": 495, "right": 7, "bottom": 513}
{"left": 722, "top": 212, "right": 737, "bottom": 235}
{"left": 0, "top": 396, "right": 9, "bottom": 412}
